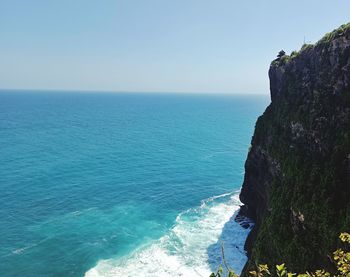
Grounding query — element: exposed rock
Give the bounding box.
[290,208,306,232]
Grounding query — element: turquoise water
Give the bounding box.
[0,91,269,277]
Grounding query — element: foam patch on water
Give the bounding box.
[85,191,252,277]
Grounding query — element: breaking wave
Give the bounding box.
[85,191,253,277]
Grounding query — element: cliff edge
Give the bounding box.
[239,23,350,274]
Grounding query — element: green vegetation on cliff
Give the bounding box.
[239,23,350,275]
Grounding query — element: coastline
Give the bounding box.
[85,191,252,277]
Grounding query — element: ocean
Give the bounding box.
[0,91,269,277]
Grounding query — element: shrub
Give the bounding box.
[210,233,350,277]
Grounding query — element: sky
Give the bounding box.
[0,0,349,94]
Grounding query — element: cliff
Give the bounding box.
[239,23,350,274]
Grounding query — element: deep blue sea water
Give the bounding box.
[0,91,269,277]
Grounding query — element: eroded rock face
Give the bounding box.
[239,24,350,275]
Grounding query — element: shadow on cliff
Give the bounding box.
[207,211,254,274]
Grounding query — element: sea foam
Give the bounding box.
[85,191,252,277]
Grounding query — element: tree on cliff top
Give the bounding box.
[277,50,286,58]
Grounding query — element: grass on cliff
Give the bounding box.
[317,23,350,45]
[271,22,350,67]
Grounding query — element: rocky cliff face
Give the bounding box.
[239,23,350,274]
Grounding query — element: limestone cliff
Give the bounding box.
[239,23,350,274]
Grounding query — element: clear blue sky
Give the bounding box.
[1,0,349,94]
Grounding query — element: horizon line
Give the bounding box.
[0,88,269,96]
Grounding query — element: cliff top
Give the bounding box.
[271,22,350,67]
